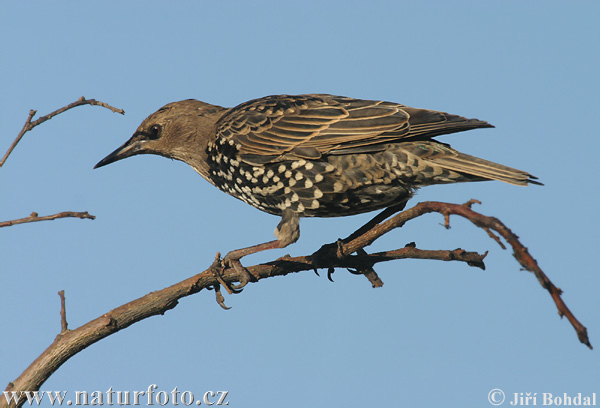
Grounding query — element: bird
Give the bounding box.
[95,94,540,283]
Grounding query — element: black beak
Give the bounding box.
[94,136,146,169]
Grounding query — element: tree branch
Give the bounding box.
[2,200,590,408]
[0,211,95,228]
[339,199,591,348]
[1,97,121,230]
[0,96,124,168]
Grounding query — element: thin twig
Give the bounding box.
[0,211,95,228]
[58,291,68,333]
[0,96,124,168]
[0,110,37,168]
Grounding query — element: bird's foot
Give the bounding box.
[207,253,235,308]
[222,252,259,290]
[310,239,348,281]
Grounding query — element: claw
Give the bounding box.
[327,267,335,282]
[222,253,258,290]
[213,284,231,310]
[210,252,244,295]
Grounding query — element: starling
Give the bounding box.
[95,94,540,278]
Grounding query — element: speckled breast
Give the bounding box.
[206,137,419,218]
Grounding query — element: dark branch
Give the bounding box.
[339,199,591,349]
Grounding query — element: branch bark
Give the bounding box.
[2,200,591,408]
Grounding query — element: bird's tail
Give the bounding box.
[402,141,542,186]
[429,150,542,186]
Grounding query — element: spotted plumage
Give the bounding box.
[95,94,540,269]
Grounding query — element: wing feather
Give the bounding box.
[215,94,491,164]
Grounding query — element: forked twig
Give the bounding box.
[0,96,124,168]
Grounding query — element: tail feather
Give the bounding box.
[431,152,542,186]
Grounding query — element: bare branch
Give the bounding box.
[338,200,591,349]
[0,211,95,228]
[0,97,124,168]
[2,242,484,408]
[1,200,590,408]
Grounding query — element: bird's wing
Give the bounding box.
[215,94,491,165]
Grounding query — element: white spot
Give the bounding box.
[294,172,303,180]
[297,203,305,212]
[285,170,292,178]
[262,176,269,184]
[245,172,253,180]
[284,198,291,207]
[266,169,274,178]
[325,164,335,172]
[289,178,297,187]
[253,167,265,176]
[230,159,239,167]
[291,159,306,169]
[315,173,324,182]
[304,179,313,188]
[291,193,299,202]
[228,139,235,146]
[305,162,314,170]
[273,175,280,182]
[278,164,286,173]
[284,187,291,194]
[276,181,284,189]
[314,188,323,199]
[333,182,344,192]
[235,178,242,185]
[311,200,320,209]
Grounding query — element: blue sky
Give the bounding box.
[1,2,598,407]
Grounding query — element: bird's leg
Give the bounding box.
[223,210,300,289]
[311,200,409,273]
[343,200,409,245]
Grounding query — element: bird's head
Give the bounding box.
[94,99,226,180]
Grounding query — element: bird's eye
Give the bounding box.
[149,124,162,139]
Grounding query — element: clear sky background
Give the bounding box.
[2,2,598,407]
